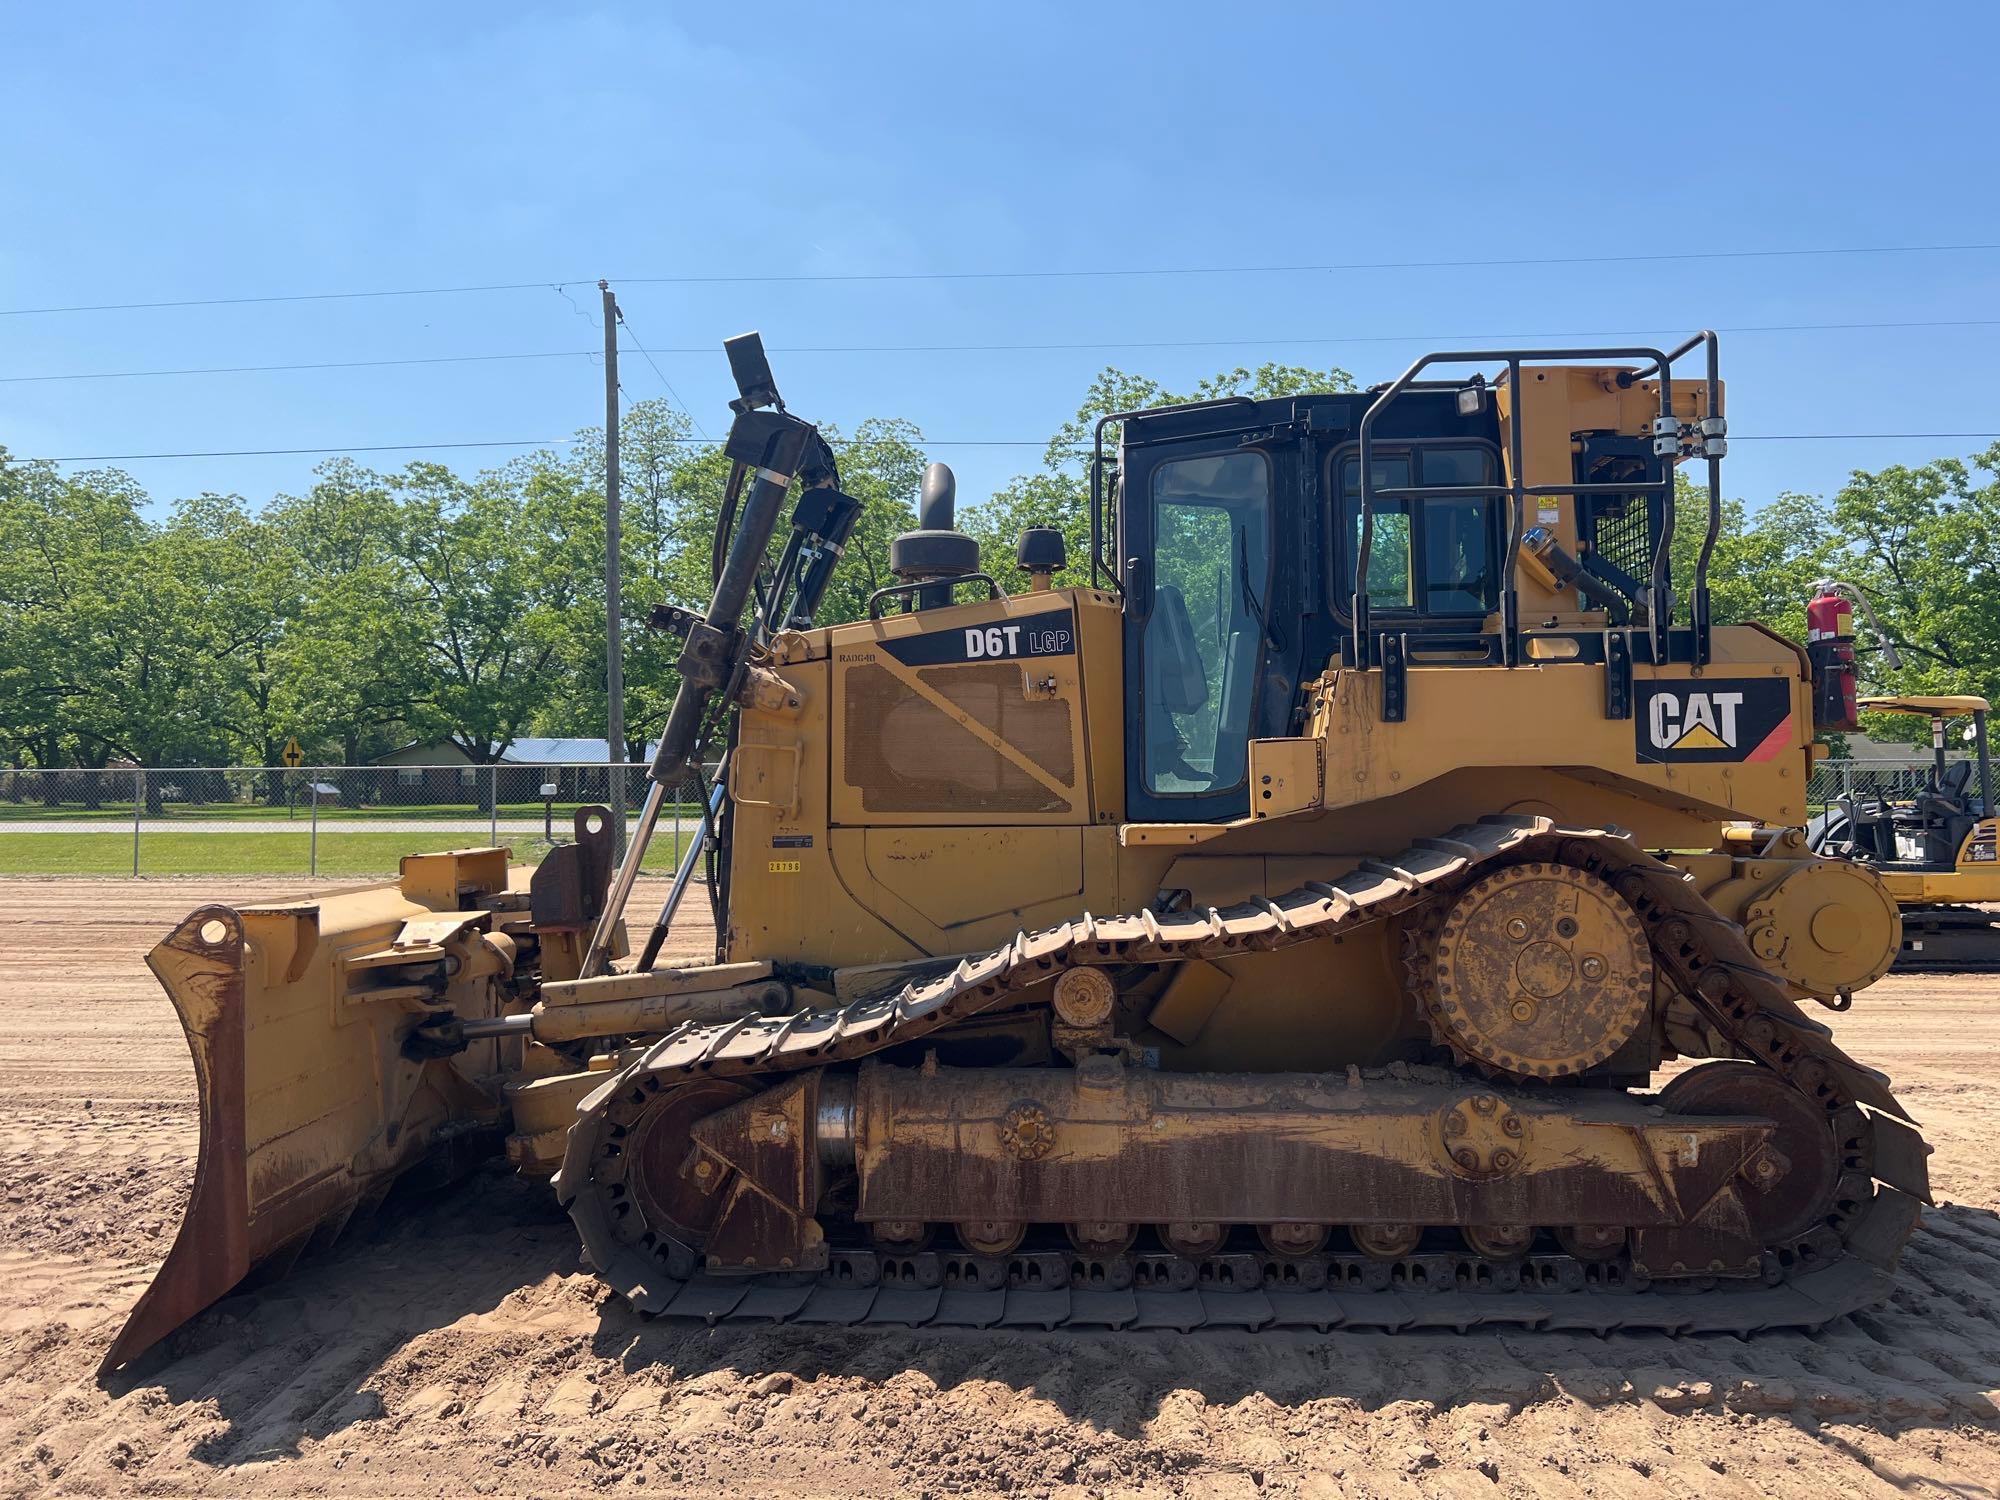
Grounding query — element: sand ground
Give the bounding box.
[4,876,2000,1498]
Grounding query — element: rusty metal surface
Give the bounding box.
[1657,1061,1839,1247]
[843,1062,1772,1235]
[99,907,250,1374]
[558,815,1931,1334]
[105,863,523,1371]
[528,806,616,930]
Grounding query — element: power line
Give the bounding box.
[52,440,573,461]
[44,438,1031,461]
[11,317,2000,386]
[0,280,587,318]
[6,241,2000,317]
[0,349,598,383]
[615,242,2000,286]
[44,431,2000,463]
[612,305,709,440]
[608,317,2000,355]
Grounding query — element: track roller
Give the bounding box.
[1352,1224,1422,1261]
[1462,1224,1534,1259]
[959,1219,1026,1256]
[1259,1223,1331,1257]
[1556,1224,1627,1261]
[870,1219,932,1252]
[1161,1221,1226,1257]
[1067,1221,1138,1255]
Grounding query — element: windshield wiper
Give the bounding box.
[1237,526,1279,652]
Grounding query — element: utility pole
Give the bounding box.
[601,280,626,855]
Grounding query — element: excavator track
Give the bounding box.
[556,816,1931,1335]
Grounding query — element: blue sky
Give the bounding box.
[5,2,1998,518]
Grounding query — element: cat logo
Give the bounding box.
[1634,679,1793,764]
[1650,691,1742,751]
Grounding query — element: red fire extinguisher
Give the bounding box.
[1806,584,1858,732]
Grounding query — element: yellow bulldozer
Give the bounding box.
[106,332,1930,1370]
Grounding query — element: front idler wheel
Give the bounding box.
[622,1078,758,1253]
[1656,1061,1840,1247]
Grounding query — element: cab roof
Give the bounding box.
[1859,693,1992,716]
[1119,387,1494,448]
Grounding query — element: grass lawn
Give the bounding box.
[0,829,695,877]
[0,801,706,824]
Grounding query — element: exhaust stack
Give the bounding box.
[890,462,980,609]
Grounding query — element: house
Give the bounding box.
[373,737,659,767]
[371,737,663,805]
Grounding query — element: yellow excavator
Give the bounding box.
[106,331,1929,1371]
[1809,694,1999,968]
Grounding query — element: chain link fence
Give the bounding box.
[1807,756,1970,815]
[0,754,1963,877]
[0,763,711,878]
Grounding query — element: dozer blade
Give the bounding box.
[103,866,512,1373]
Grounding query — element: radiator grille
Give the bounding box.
[1591,498,1651,584]
[844,662,1075,814]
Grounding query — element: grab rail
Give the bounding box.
[1353,340,1722,674]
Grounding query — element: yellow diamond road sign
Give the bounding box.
[282,737,304,769]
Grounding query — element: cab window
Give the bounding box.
[1144,451,1271,796]
[1336,445,1499,616]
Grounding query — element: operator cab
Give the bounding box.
[1827,695,1996,868]
[1099,346,1713,823]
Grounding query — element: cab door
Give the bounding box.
[1121,440,1279,823]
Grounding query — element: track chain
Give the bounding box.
[556,815,1931,1335]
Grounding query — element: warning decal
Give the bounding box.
[1634,679,1794,764]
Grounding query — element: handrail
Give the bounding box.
[866,573,1002,620]
[1354,344,1680,671]
[1620,331,1721,664]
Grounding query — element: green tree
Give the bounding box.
[1829,446,2000,698]
[1670,474,1836,644]
[551,401,707,757]
[814,418,926,624]
[0,455,264,782]
[1822,446,2000,745]
[0,452,150,771]
[393,459,594,766]
[265,461,434,765]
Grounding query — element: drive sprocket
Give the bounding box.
[1425,862,1652,1079]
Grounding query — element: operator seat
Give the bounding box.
[1143,584,1211,789]
[1849,797,1898,861]
[1919,760,1978,865]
